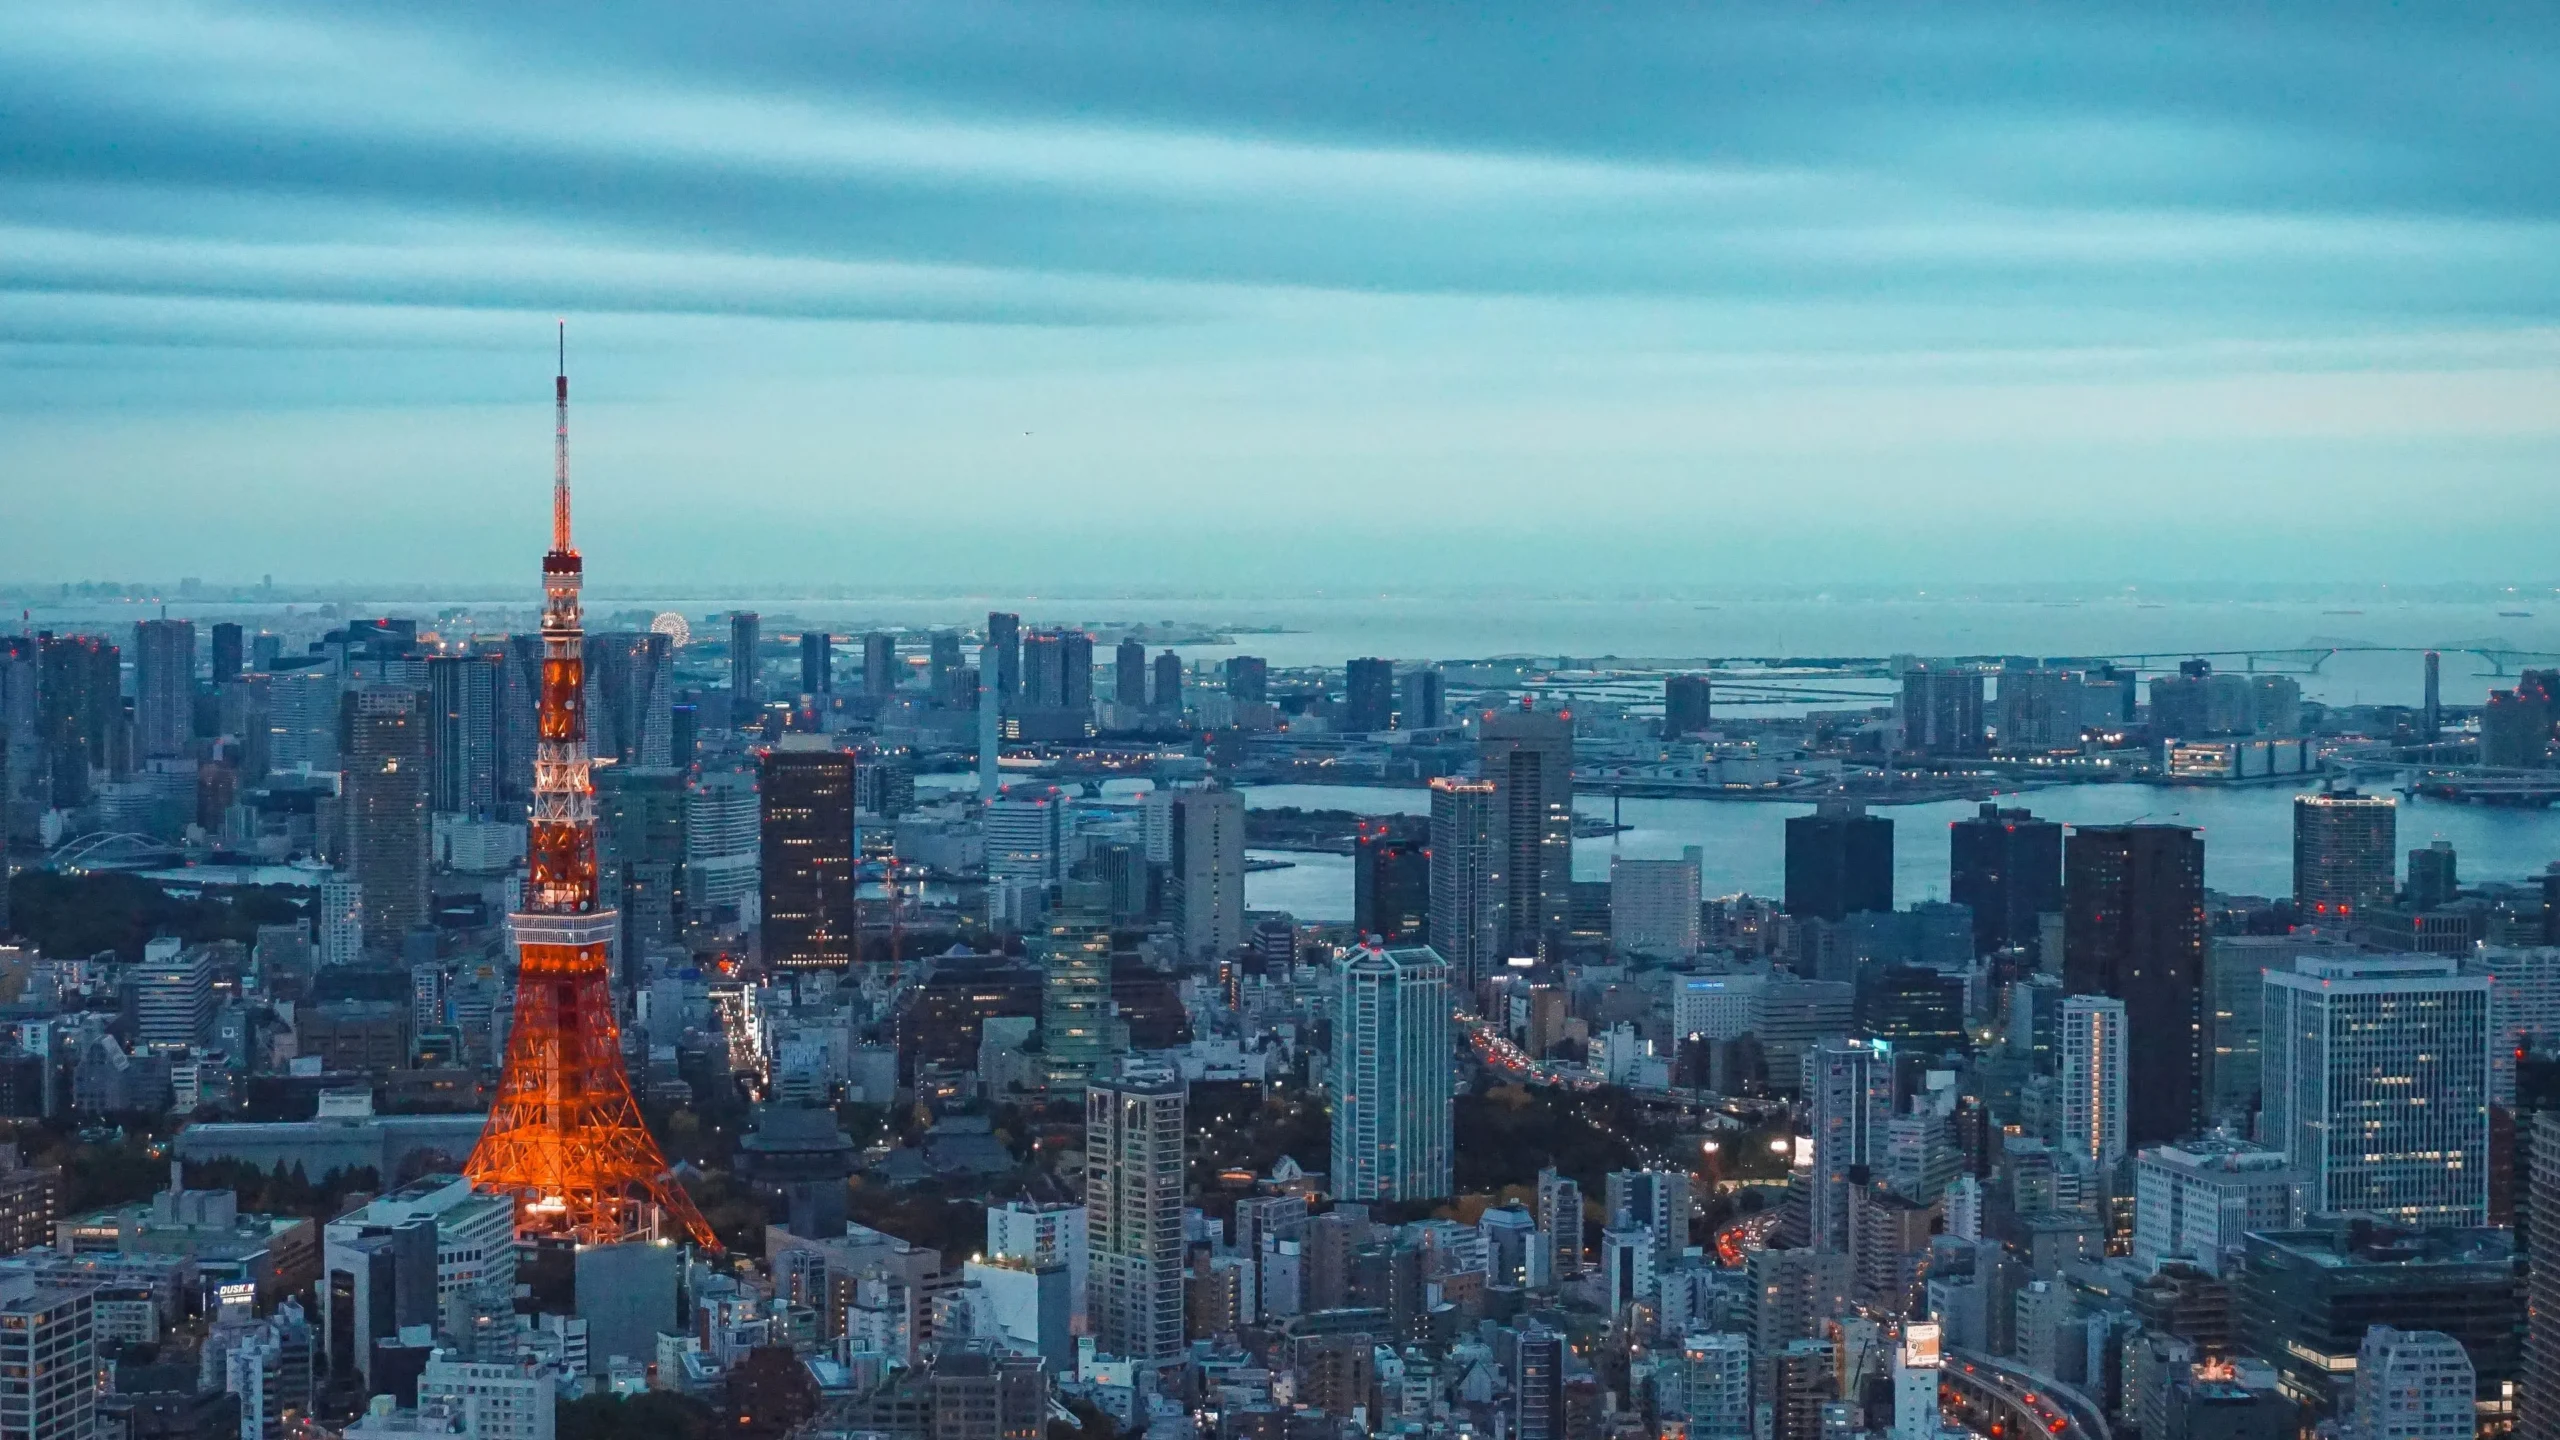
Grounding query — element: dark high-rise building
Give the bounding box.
[760,741,857,970]
[799,631,831,695]
[1343,658,1394,734]
[985,612,1021,702]
[210,623,245,687]
[1400,668,1445,730]
[729,612,761,724]
[2293,788,2396,920]
[2064,823,2206,1146]
[1665,674,1713,737]
[863,632,896,700]
[345,685,429,955]
[1515,1323,1564,1440]
[498,634,542,803]
[1899,660,1985,756]
[2423,650,2442,743]
[1224,655,1267,704]
[132,618,195,759]
[1352,824,1428,945]
[2406,842,2458,911]
[1060,631,1093,712]
[1115,639,1148,707]
[1020,630,1063,709]
[1153,652,1183,713]
[424,654,500,816]
[1949,803,2062,957]
[928,630,963,702]
[596,764,688,972]
[1480,706,1573,959]
[1784,802,1892,921]
[2528,1111,2560,1440]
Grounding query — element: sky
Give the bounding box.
[7,2,2560,591]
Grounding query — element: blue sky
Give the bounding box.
[7,2,2559,588]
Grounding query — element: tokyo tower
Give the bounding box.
[463,324,717,1249]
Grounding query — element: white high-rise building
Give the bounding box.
[417,1352,552,1440]
[318,876,364,968]
[1672,973,1762,1044]
[2130,1138,2300,1276]
[1087,1059,1185,1365]
[1168,787,1244,960]
[2463,946,2560,1106]
[2059,995,2128,1170]
[987,1200,1088,1325]
[2352,1327,2472,1440]
[133,937,213,1055]
[683,771,760,921]
[1659,1332,1752,1439]
[1805,1038,1893,1252]
[2263,955,2491,1228]
[1331,943,1453,1203]
[1891,1323,1942,1440]
[1610,853,1703,958]
[1426,776,1500,992]
[0,1273,95,1440]
[985,786,1066,891]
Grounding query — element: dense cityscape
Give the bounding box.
[11,6,2560,1440]
[0,330,2554,1440]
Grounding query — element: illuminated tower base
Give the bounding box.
[465,914,714,1246]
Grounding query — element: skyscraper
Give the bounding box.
[1087,1059,1186,1364]
[1224,655,1266,704]
[134,938,214,1054]
[1151,651,1182,713]
[2293,788,2397,920]
[584,631,673,767]
[728,612,761,724]
[1343,658,1394,734]
[1114,639,1147,707]
[1898,660,1985,756]
[1537,1167,1584,1280]
[928,630,963,702]
[683,770,760,925]
[1805,1038,1892,1252]
[863,632,896,700]
[2064,823,2205,1147]
[1784,803,1893,921]
[132,618,195,759]
[799,631,831,694]
[425,654,500,816]
[1331,942,1452,1203]
[210,622,244,686]
[0,1274,95,1440]
[985,611,1021,703]
[1352,824,1428,946]
[345,685,428,954]
[759,740,856,969]
[986,786,1066,893]
[1611,854,1702,957]
[2262,954,2490,1228]
[1665,674,1713,737]
[1427,776,1500,991]
[1035,925,1118,1095]
[1059,630,1093,714]
[2526,1110,2560,1440]
[1400,668,1445,731]
[1949,803,2063,958]
[2059,995,2128,1170]
[1168,787,1244,960]
[1479,706,1573,960]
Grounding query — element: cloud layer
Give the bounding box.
[7,1,2559,585]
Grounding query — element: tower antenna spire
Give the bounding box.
[552,318,572,554]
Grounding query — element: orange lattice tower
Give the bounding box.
[463,324,717,1249]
